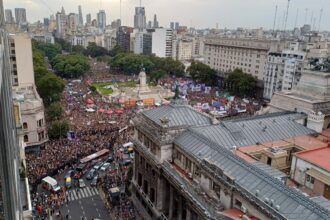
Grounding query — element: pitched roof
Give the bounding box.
[174,130,330,220]
[142,104,213,128]
[191,112,316,149]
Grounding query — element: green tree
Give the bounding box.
[149,70,167,83]
[84,42,108,57]
[109,45,125,57]
[72,45,86,54]
[33,41,62,60]
[187,61,217,86]
[51,54,90,78]
[47,102,64,120]
[48,120,69,140]
[55,38,71,52]
[36,73,65,105]
[89,85,97,93]
[110,53,154,74]
[226,69,257,97]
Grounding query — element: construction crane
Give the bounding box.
[283,0,291,31]
[272,5,278,32]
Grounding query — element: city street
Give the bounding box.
[53,187,111,220]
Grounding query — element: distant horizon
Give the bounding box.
[4,0,330,31]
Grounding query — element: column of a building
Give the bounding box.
[168,185,174,219]
[177,195,183,220]
[186,207,191,220]
[156,176,166,211]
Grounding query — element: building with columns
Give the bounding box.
[131,102,330,220]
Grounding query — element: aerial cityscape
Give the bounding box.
[1,0,330,220]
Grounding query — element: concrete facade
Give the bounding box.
[151,28,174,58]
[204,37,287,80]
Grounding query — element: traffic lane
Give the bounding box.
[62,194,111,220]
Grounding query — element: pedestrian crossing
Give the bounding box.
[66,187,99,201]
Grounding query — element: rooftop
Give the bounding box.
[295,146,330,172]
[191,112,316,149]
[142,104,214,128]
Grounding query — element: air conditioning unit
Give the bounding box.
[241,205,248,214]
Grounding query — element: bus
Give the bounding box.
[80,149,110,164]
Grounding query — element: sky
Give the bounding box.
[4,0,330,31]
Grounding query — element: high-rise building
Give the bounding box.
[170,22,174,29]
[97,10,106,31]
[14,8,26,25]
[153,14,159,28]
[263,50,306,100]
[151,28,174,58]
[68,13,79,34]
[56,7,68,38]
[43,18,49,27]
[0,5,24,220]
[147,20,152,29]
[78,5,83,26]
[175,22,179,30]
[86,13,91,25]
[176,38,194,61]
[116,26,133,52]
[134,7,146,30]
[4,9,14,23]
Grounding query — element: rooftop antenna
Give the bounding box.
[318,8,323,32]
[304,8,308,24]
[120,0,122,22]
[294,8,299,28]
[272,5,278,32]
[284,0,291,31]
[282,10,286,31]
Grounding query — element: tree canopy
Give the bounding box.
[47,102,64,120]
[48,120,69,140]
[33,41,62,60]
[110,53,185,77]
[226,69,257,97]
[84,42,108,57]
[36,72,65,105]
[187,61,217,86]
[51,54,90,78]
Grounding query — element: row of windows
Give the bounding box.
[22,119,44,130]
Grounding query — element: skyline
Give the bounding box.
[4,0,330,30]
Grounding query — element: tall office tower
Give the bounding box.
[170,22,174,29]
[116,26,133,52]
[175,22,179,30]
[43,18,49,27]
[4,9,14,23]
[56,7,68,38]
[147,20,152,29]
[153,14,159,28]
[78,5,83,26]
[86,13,91,25]
[134,7,146,30]
[0,2,23,220]
[97,10,106,31]
[68,13,79,34]
[14,8,26,25]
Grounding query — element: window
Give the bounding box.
[150,188,156,203]
[37,119,43,127]
[138,173,142,186]
[267,157,272,165]
[24,135,29,142]
[235,199,242,207]
[23,122,28,129]
[306,175,315,184]
[213,182,221,197]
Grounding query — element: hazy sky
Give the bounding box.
[4,0,330,30]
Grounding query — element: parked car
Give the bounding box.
[65,177,72,189]
[86,169,97,180]
[121,158,132,166]
[93,162,104,170]
[91,175,99,187]
[107,156,114,163]
[79,179,86,188]
[100,162,111,171]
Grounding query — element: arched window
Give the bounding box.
[24,135,29,142]
[23,122,28,129]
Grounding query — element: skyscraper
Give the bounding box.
[153,14,159,28]
[97,10,106,31]
[0,2,24,220]
[86,13,91,25]
[78,5,83,26]
[170,22,174,29]
[4,9,14,23]
[14,8,26,25]
[56,7,68,38]
[134,7,146,30]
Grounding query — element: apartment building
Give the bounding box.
[151,28,174,58]
[130,102,330,220]
[8,33,48,150]
[176,39,194,61]
[204,37,286,80]
[263,50,305,100]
